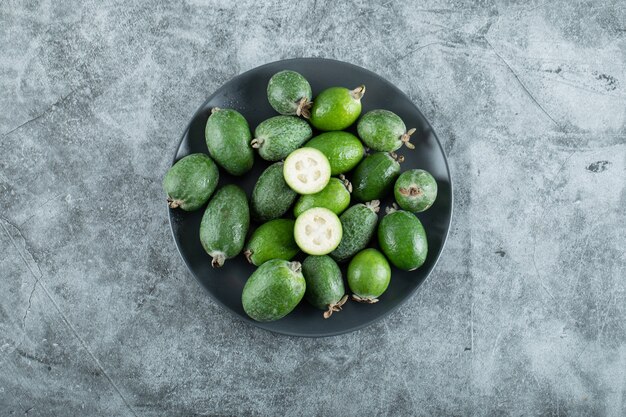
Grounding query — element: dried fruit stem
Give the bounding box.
[365,199,380,213]
[211,252,225,268]
[211,107,221,114]
[167,197,182,209]
[339,174,353,193]
[401,128,416,150]
[244,249,253,264]
[385,203,399,214]
[251,138,263,149]
[296,97,312,119]
[389,152,405,163]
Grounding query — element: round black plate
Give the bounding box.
[169,58,453,337]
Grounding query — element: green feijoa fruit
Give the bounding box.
[310,85,365,131]
[283,148,331,194]
[267,70,313,117]
[205,108,254,176]
[394,169,438,213]
[378,207,428,271]
[351,152,403,202]
[199,185,250,268]
[244,219,299,266]
[242,259,306,322]
[251,162,297,222]
[293,177,352,217]
[251,115,313,161]
[357,109,416,152]
[294,208,343,255]
[330,200,380,262]
[302,255,348,318]
[305,131,365,175]
[163,153,219,211]
[348,248,391,303]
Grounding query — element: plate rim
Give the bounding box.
[167,57,454,338]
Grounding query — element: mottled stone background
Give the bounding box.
[1,0,625,416]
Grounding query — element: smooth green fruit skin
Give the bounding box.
[378,210,428,271]
[163,153,219,211]
[242,259,306,322]
[245,219,299,266]
[348,249,391,299]
[302,255,345,310]
[305,131,365,175]
[330,203,378,262]
[357,109,406,152]
[310,87,362,131]
[254,116,312,161]
[267,70,312,115]
[251,162,297,222]
[293,178,351,217]
[205,109,254,176]
[200,185,250,262]
[394,169,438,213]
[351,152,400,202]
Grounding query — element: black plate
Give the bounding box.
[168,58,453,337]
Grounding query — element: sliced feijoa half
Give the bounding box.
[283,148,331,195]
[294,207,342,255]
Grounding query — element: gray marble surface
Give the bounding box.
[1,1,625,416]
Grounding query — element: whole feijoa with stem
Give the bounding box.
[394,169,438,213]
[199,185,249,268]
[204,108,254,176]
[304,131,365,175]
[348,248,391,303]
[251,116,313,161]
[351,152,403,202]
[310,85,366,131]
[378,205,428,271]
[330,200,380,262]
[267,70,313,117]
[242,259,306,322]
[293,176,352,217]
[163,153,219,211]
[302,255,348,319]
[283,148,331,195]
[244,219,299,266]
[294,207,342,255]
[357,109,416,151]
[251,162,297,222]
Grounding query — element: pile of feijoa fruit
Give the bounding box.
[163,70,438,322]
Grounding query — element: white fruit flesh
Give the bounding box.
[294,208,342,255]
[283,148,331,194]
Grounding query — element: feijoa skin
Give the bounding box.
[302,255,347,318]
[357,109,416,151]
[199,185,250,268]
[378,208,428,271]
[351,152,403,202]
[347,248,391,303]
[394,169,438,213]
[244,219,299,266]
[310,86,366,131]
[293,177,352,217]
[242,260,306,322]
[330,200,380,262]
[205,108,254,176]
[251,116,313,161]
[251,162,297,222]
[163,153,219,211]
[267,70,313,117]
[305,131,365,175]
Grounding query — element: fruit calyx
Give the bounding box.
[250,138,264,149]
[289,261,302,274]
[339,174,353,193]
[389,152,405,163]
[211,252,226,268]
[398,186,423,197]
[167,197,183,209]
[365,199,380,213]
[243,249,253,264]
[351,294,379,304]
[211,107,221,114]
[400,128,416,150]
[385,203,399,214]
[323,294,349,319]
[350,85,366,101]
[296,97,312,119]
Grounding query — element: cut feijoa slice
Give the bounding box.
[283,148,331,194]
[294,207,342,255]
